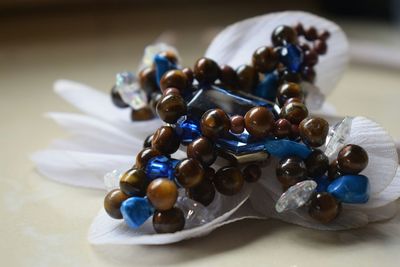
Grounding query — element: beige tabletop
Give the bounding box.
[1,5,400,267]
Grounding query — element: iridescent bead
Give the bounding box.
[104,189,130,219]
[230,115,245,134]
[146,178,178,211]
[175,158,204,188]
[280,102,308,125]
[111,85,129,108]
[121,197,155,228]
[276,157,307,187]
[299,117,329,147]
[193,57,220,85]
[153,207,185,233]
[303,49,319,67]
[160,70,189,93]
[213,166,244,195]
[156,94,187,124]
[220,65,239,90]
[328,160,342,181]
[143,134,153,148]
[337,144,369,174]
[200,109,231,140]
[305,26,318,41]
[244,106,275,139]
[271,25,297,46]
[135,148,161,169]
[236,65,259,93]
[120,168,148,197]
[252,46,279,73]
[308,192,341,223]
[131,107,154,121]
[314,39,327,55]
[138,67,158,97]
[187,177,216,206]
[152,126,180,155]
[273,118,292,139]
[277,82,304,106]
[243,164,262,183]
[187,137,216,166]
[305,149,329,178]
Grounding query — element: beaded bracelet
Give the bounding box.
[104,24,370,233]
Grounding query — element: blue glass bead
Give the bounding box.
[264,139,312,159]
[280,44,304,72]
[314,175,330,193]
[145,155,179,180]
[254,72,279,101]
[176,119,201,144]
[154,54,178,87]
[327,174,370,204]
[120,197,155,229]
[217,137,266,154]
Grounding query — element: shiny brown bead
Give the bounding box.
[314,39,327,55]
[230,115,245,134]
[153,207,185,233]
[156,94,187,124]
[280,102,309,125]
[200,108,231,140]
[337,144,369,174]
[135,148,161,169]
[303,49,319,67]
[120,168,148,197]
[111,86,129,108]
[146,178,178,211]
[272,25,297,46]
[299,117,329,147]
[299,42,311,51]
[305,149,329,178]
[309,192,341,223]
[160,70,189,93]
[175,158,204,188]
[187,177,215,206]
[244,106,275,139]
[139,67,158,97]
[273,118,292,139]
[305,26,318,41]
[294,23,304,35]
[328,160,342,181]
[290,123,300,140]
[204,167,216,180]
[213,166,244,195]
[277,82,304,106]
[252,46,279,73]
[158,50,178,64]
[243,164,262,183]
[220,64,239,90]
[194,57,220,85]
[319,30,330,41]
[280,70,301,83]
[104,189,130,219]
[149,93,162,114]
[163,87,180,96]
[285,97,303,105]
[131,107,154,121]
[143,134,153,148]
[236,65,259,93]
[187,137,216,166]
[301,66,316,83]
[152,126,180,155]
[276,157,307,187]
[182,67,194,85]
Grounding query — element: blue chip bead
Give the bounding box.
[154,54,178,86]
[120,197,155,229]
[176,119,201,144]
[280,44,304,72]
[314,175,330,193]
[327,174,370,204]
[145,155,178,180]
[264,139,312,159]
[254,72,279,101]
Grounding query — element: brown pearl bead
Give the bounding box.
[160,70,189,93]
[220,65,239,90]
[299,117,329,147]
[194,57,220,85]
[319,30,331,41]
[299,42,311,51]
[182,67,194,85]
[280,70,301,83]
[301,66,316,83]
[163,87,180,96]
[276,157,307,187]
[187,177,215,206]
[138,67,158,96]
[158,50,178,64]
[305,26,318,41]
[280,102,309,125]
[303,49,319,67]
[305,149,329,178]
[149,93,162,114]
[230,115,245,134]
[143,134,153,148]
[187,137,216,166]
[243,164,262,183]
[290,123,300,140]
[136,148,161,169]
[120,168,148,197]
[294,23,305,35]
[328,160,342,181]
[200,109,231,140]
[337,144,369,174]
[175,158,204,188]
[213,166,244,195]
[273,118,292,139]
[236,65,259,93]
[152,126,180,155]
[146,178,178,211]
[285,97,303,105]
[153,207,185,233]
[272,25,297,46]
[277,82,304,106]
[309,192,341,223]
[131,107,154,121]
[104,189,130,219]
[314,39,327,55]
[244,106,275,139]
[252,46,279,73]
[156,94,187,124]
[111,86,129,108]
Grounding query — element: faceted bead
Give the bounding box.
[145,155,179,180]
[337,144,369,174]
[156,94,187,124]
[176,119,201,145]
[304,149,329,178]
[187,177,216,206]
[252,46,279,73]
[303,49,319,67]
[143,134,153,148]
[200,108,231,140]
[271,25,297,46]
[104,189,130,219]
[176,196,214,227]
[152,126,180,155]
[328,160,342,181]
[131,107,154,121]
[299,117,329,147]
[277,82,304,106]
[324,117,353,160]
[120,168,148,197]
[327,174,370,203]
[280,102,308,125]
[273,118,292,139]
[305,26,318,41]
[193,57,220,85]
[146,178,178,211]
[153,207,185,233]
[280,44,304,72]
[264,139,311,159]
[275,180,317,213]
[309,192,341,223]
[230,115,245,134]
[314,39,327,55]
[220,65,239,90]
[187,137,216,166]
[244,106,275,139]
[243,164,262,183]
[236,65,259,93]
[213,166,244,195]
[301,66,316,83]
[121,197,155,228]
[136,148,161,169]
[160,70,189,93]
[175,158,204,188]
[138,67,158,98]
[182,67,194,85]
[111,85,129,108]
[276,156,307,187]
[103,170,121,192]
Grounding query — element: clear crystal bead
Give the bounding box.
[103,170,121,192]
[140,43,180,69]
[115,72,147,110]
[323,117,353,160]
[301,81,325,110]
[176,195,215,229]
[275,180,317,213]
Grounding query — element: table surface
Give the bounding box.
[1,5,400,267]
